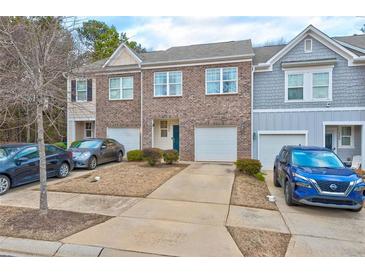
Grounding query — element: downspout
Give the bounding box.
[140,66,143,149]
[251,63,254,159]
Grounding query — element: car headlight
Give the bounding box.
[292,172,313,188]
[353,178,365,192]
[77,151,91,160]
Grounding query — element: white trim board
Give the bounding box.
[103,43,142,68]
[253,107,365,113]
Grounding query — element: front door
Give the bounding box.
[172,125,180,152]
[325,128,337,153]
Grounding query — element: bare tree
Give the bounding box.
[0,16,83,214]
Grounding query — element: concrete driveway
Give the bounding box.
[265,171,365,256]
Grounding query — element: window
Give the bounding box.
[287,74,304,100]
[85,122,93,138]
[339,126,354,148]
[206,67,237,94]
[154,72,182,96]
[15,147,38,160]
[304,39,312,53]
[76,80,87,102]
[46,145,63,156]
[285,68,332,102]
[109,77,133,100]
[160,121,168,138]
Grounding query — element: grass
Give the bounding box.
[230,172,278,211]
[0,206,111,241]
[227,226,291,257]
[47,162,188,197]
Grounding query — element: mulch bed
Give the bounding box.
[0,206,111,241]
[227,226,291,257]
[47,162,188,197]
[230,172,278,211]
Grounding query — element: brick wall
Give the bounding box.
[95,72,141,137]
[142,61,252,161]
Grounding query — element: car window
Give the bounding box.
[70,140,101,149]
[106,139,116,147]
[15,147,39,160]
[46,145,63,156]
[0,148,7,159]
[292,150,344,168]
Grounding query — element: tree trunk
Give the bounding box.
[37,103,48,214]
[26,108,31,142]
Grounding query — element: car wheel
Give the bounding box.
[57,162,70,178]
[284,180,294,206]
[0,175,11,195]
[273,169,281,187]
[88,156,97,170]
[116,151,123,162]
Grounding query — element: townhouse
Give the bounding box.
[67,25,365,167]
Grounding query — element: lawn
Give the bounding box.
[227,226,291,257]
[0,206,111,241]
[230,172,278,211]
[47,162,188,197]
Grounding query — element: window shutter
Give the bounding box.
[71,80,76,102]
[87,79,93,101]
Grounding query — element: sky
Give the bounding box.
[85,16,365,51]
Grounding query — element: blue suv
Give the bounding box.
[273,146,365,212]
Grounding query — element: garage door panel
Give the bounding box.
[259,133,306,170]
[195,127,237,162]
[107,128,140,153]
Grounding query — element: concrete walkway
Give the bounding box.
[59,163,242,257]
[265,171,365,256]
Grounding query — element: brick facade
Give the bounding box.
[95,72,141,137]
[142,61,252,161]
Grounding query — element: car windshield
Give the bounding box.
[292,150,344,168]
[0,147,19,159]
[70,140,101,149]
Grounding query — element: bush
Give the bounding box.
[163,149,179,164]
[127,150,143,161]
[142,148,163,166]
[254,172,266,182]
[53,142,67,149]
[235,158,262,176]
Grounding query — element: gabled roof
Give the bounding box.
[103,43,142,68]
[254,25,363,71]
[333,34,365,55]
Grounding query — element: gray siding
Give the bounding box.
[253,110,365,161]
[254,35,365,109]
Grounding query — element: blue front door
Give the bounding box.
[173,125,180,152]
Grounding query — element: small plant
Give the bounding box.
[53,142,67,149]
[142,148,163,166]
[235,158,262,176]
[254,172,266,182]
[163,149,179,164]
[127,149,143,161]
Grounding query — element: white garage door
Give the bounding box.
[259,133,307,170]
[195,127,237,161]
[107,128,140,153]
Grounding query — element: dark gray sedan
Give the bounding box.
[68,138,125,170]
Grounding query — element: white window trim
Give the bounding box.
[153,71,183,97]
[205,67,238,95]
[76,79,87,102]
[84,122,93,138]
[160,120,168,138]
[304,39,312,53]
[339,125,355,149]
[284,67,333,103]
[109,77,134,101]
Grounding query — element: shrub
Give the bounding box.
[254,172,266,182]
[235,158,262,176]
[127,150,143,161]
[53,142,67,149]
[142,148,163,166]
[163,149,179,164]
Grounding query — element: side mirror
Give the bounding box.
[101,144,107,150]
[280,159,287,165]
